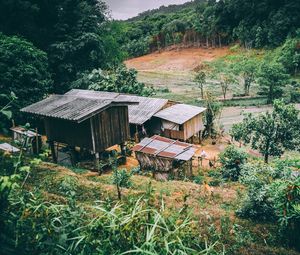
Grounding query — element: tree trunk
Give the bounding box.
[264,153,269,164]
[117,184,121,200]
[268,84,273,104]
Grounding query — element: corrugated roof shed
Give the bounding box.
[132,135,197,161]
[0,143,20,153]
[154,104,206,125]
[21,95,129,123]
[66,89,168,125]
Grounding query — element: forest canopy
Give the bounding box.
[122,0,300,57]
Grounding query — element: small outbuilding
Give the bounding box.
[132,135,197,180]
[21,94,135,167]
[11,126,42,154]
[154,104,206,141]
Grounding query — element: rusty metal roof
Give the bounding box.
[21,95,131,123]
[154,104,206,125]
[66,89,168,125]
[132,135,196,161]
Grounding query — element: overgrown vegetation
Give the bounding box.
[231,100,300,163]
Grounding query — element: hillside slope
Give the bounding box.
[125,47,230,73]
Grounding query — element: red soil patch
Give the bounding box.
[125,47,231,73]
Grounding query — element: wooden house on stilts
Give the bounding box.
[65,89,170,140]
[21,94,135,168]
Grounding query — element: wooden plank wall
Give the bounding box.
[44,118,93,149]
[183,113,203,140]
[92,106,129,152]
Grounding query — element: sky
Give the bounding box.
[104,0,189,20]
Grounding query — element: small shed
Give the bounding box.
[21,94,135,166]
[11,126,42,154]
[154,104,206,141]
[0,143,20,154]
[65,89,169,140]
[132,135,197,180]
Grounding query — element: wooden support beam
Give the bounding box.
[49,141,57,163]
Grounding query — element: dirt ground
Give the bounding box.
[125,47,231,73]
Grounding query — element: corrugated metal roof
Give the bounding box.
[11,127,41,138]
[0,143,20,153]
[154,104,206,125]
[21,95,122,123]
[117,95,168,125]
[65,89,119,100]
[66,89,168,125]
[132,135,196,161]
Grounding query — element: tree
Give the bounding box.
[0,34,52,120]
[232,56,258,96]
[0,92,17,133]
[202,92,222,138]
[0,0,125,93]
[231,100,300,163]
[72,65,154,96]
[208,59,236,99]
[257,61,290,104]
[194,71,206,99]
[219,145,248,181]
[219,73,236,99]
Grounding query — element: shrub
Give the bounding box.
[219,146,248,181]
[268,178,300,249]
[237,163,275,221]
[112,168,132,189]
[0,33,52,121]
[72,64,154,96]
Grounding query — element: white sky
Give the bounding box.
[104,0,189,20]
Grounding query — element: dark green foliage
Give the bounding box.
[231,100,300,163]
[122,0,300,57]
[257,60,290,103]
[219,146,248,181]
[237,162,277,221]
[0,34,52,119]
[237,160,300,249]
[269,178,300,249]
[112,169,132,189]
[72,65,154,96]
[275,34,300,75]
[202,92,222,138]
[0,0,125,93]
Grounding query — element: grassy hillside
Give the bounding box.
[4,150,298,255]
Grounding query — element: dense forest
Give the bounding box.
[122,0,300,57]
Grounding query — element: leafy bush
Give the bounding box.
[72,64,154,96]
[237,159,300,250]
[237,163,275,221]
[112,169,132,189]
[0,34,52,121]
[219,146,248,181]
[269,178,300,249]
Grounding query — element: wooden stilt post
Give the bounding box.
[120,142,127,164]
[49,141,57,163]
